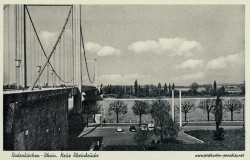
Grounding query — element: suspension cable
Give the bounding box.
[25,6,73,85]
[80,26,95,83]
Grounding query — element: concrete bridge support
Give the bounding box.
[3,88,71,150]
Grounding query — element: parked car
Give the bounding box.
[140,125,148,131]
[116,127,124,132]
[150,139,160,144]
[148,122,155,131]
[129,126,137,132]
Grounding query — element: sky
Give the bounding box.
[3,5,245,87]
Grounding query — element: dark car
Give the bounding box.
[129,126,137,132]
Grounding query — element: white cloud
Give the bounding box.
[40,30,57,48]
[85,42,121,57]
[176,59,205,69]
[85,42,102,53]
[128,40,160,54]
[128,37,203,57]
[205,51,244,70]
[97,46,121,56]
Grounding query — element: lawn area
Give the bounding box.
[98,98,245,123]
[101,129,245,151]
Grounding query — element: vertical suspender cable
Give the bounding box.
[63,25,66,85]
[74,5,76,87]
[15,5,17,87]
[29,12,31,86]
[75,5,77,87]
[23,5,27,88]
[20,5,23,87]
[33,17,36,86]
[58,34,60,85]
[66,21,68,86]
[8,6,10,84]
[72,5,74,86]
[80,5,82,84]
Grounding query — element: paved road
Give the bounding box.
[79,126,204,147]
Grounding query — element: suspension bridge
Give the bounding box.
[3,4,102,150]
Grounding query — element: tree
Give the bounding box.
[158,83,161,95]
[91,102,102,122]
[134,130,151,146]
[198,99,215,121]
[108,100,128,123]
[205,86,211,93]
[224,99,242,121]
[131,101,149,126]
[169,83,171,96]
[176,101,195,122]
[164,83,168,95]
[190,82,199,94]
[217,86,225,96]
[137,85,141,97]
[213,95,224,140]
[172,83,175,90]
[82,101,96,127]
[130,86,133,95]
[134,79,138,95]
[109,84,112,94]
[213,81,217,92]
[100,84,103,94]
[150,99,178,140]
[144,85,149,97]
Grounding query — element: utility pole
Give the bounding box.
[179,90,182,127]
[95,59,97,94]
[172,89,174,121]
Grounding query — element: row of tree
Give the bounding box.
[102,80,245,98]
[102,80,176,97]
[178,98,243,122]
[82,98,243,128]
[108,98,243,125]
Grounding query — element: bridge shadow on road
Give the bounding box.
[66,124,102,151]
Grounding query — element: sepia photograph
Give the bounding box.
[1,0,249,159]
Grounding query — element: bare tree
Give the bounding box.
[131,101,149,126]
[224,99,242,121]
[198,99,215,121]
[108,100,128,123]
[91,103,102,122]
[176,101,195,122]
[82,101,96,127]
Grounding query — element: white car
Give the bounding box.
[148,123,155,131]
[116,127,124,132]
[140,125,148,131]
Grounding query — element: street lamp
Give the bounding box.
[37,66,41,88]
[15,59,21,90]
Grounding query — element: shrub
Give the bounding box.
[213,127,225,140]
[134,130,151,145]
